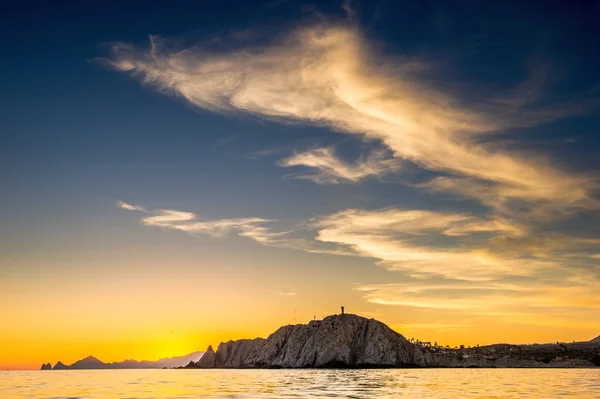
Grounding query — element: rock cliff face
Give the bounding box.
[195,314,432,368]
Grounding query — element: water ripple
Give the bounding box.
[0,369,599,398]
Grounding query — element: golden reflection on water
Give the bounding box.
[1,369,599,398]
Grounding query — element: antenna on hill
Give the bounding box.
[341,305,345,315]
[294,309,296,324]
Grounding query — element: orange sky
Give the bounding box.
[2,253,599,370]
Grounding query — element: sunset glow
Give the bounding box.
[2,0,599,371]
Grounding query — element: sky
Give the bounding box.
[1,0,600,370]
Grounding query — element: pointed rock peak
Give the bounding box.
[82,355,101,362]
[53,361,67,370]
[195,345,217,368]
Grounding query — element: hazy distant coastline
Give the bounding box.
[41,352,203,370]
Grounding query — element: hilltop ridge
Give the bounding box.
[197,313,428,368]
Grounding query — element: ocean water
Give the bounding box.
[1,369,599,398]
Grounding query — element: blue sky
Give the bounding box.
[2,0,600,368]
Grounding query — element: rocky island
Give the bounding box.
[186,313,600,369]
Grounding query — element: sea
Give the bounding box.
[1,369,599,398]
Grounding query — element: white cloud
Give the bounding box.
[311,208,599,281]
[107,24,597,212]
[314,208,525,237]
[117,201,147,212]
[142,209,196,227]
[278,146,401,184]
[118,202,281,245]
[119,200,599,284]
[117,202,361,256]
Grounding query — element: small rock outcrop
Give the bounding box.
[40,363,52,370]
[193,314,432,368]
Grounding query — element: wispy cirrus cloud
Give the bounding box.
[118,201,362,257]
[310,206,600,297]
[118,201,283,245]
[278,146,401,184]
[311,208,541,280]
[106,23,598,214]
[143,209,197,227]
[117,200,147,212]
[119,200,596,284]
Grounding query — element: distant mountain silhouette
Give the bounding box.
[591,335,600,343]
[47,351,203,370]
[52,361,67,370]
[68,355,108,369]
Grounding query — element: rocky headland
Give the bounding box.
[187,313,600,369]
